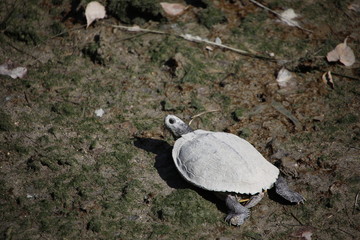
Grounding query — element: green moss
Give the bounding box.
[5,25,41,45]
[51,102,79,116]
[133,119,156,131]
[51,0,63,5]
[211,93,231,109]
[238,128,251,138]
[179,65,203,84]
[49,22,68,37]
[336,113,358,124]
[82,40,104,65]
[149,37,177,64]
[153,189,219,227]
[240,12,267,37]
[0,110,13,131]
[190,94,205,111]
[198,6,227,28]
[108,0,164,24]
[87,217,102,232]
[232,108,245,121]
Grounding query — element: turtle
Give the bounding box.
[164,115,305,226]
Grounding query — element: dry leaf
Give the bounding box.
[326,38,356,66]
[276,67,297,89]
[0,62,27,79]
[322,71,334,89]
[279,8,300,27]
[215,37,222,45]
[160,2,187,16]
[85,1,106,28]
[290,226,315,240]
[348,2,360,12]
[95,108,105,117]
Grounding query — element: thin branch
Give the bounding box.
[331,71,360,81]
[249,0,312,33]
[105,23,274,61]
[189,109,220,126]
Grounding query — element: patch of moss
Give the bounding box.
[190,94,205,111]
[153,189,219,227]
[5,25,41,45]
[240,12,267,37]
[82,37,105,65]
[211,92,231,109]
[336,113,358,124]
[238,128,251,138]
[108,0,164,24]
[87,217,102,232]
[51,102,79,116]
[232,108,245,121]
[149,37,178,64]
[49,21,68,37]
[198,6,227,28]
[51,0,63,5]
[133,119,156,132]
[0,110,13,131]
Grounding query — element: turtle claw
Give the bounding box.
[292,191,306,204]
[225,211,250,226]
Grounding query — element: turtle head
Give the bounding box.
[164,115,193,139]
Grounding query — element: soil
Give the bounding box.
[0,0,360,239]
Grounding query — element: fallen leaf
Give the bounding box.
[160,2,187,16]
[348,2,360,12]
[322,71,334,89]
[279,8,300,27]
[276,67,297,89]
[326,38,356,66]
[215,37,222,45]
[0,62,27,79]
[95,108,105,117]
[290,226,315,240]
[85,1,106,28]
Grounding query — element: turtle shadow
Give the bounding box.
[133,137,227,213]
[133,137,189,189]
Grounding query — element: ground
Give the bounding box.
[0,0,360,239]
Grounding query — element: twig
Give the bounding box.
[105,23,274,60]
[189,109,220,126]
[248,0,312,33]
[49,24,86,39]
[109,24,166,35]
[283,207,304,226]
[23,91,32,107]
[331,72,360,81]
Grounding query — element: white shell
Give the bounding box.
[173,130,280,194]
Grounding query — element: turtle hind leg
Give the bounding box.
[275,176,305,203]
[225,195,250,226]
[245,192,265,208]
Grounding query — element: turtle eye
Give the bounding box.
[169,118,175,124]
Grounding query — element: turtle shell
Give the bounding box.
[172,130,280,194]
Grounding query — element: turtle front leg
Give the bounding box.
[275,176,305,203]
[225,195,250,226]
